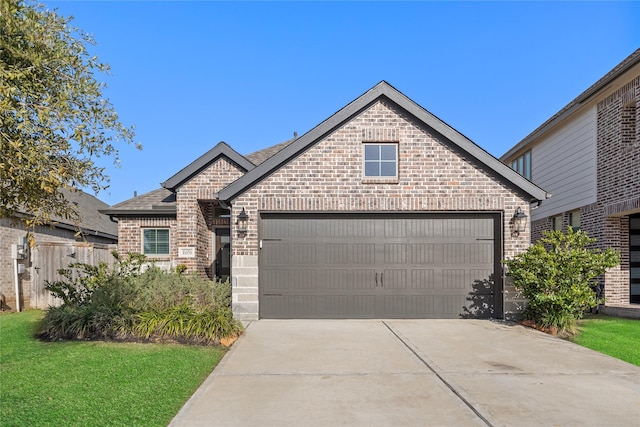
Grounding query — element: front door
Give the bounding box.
[215,228,231,281]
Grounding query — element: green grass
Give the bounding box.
[571,314,640,367]
[0,310,226,426]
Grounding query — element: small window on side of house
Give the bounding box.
[363,143,398,178]
[510,150,531,180]
[552,215,563,231]
[143,228,170,256]
[569,210,581,232]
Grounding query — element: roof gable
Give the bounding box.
[162,141,255,191]
[218,81,548,203]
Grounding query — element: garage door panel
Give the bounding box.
[351,244,376,264]
[410,269,435,289]
[325,244,350,265]
[383,243,407,264]
[264,295,376,319]
[408,219,434,237]
[379,295,434,318]
[259,213,501,319]
[380,269,407,289]
[262,269,317,291]
[326,243,376,265]
[468,243,494,263]
[442,269,467,289]
[261,243,317,265]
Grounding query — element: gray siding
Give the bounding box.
[531,107,597,221]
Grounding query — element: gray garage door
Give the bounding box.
[259,213,502,319]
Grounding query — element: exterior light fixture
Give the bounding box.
[510,207,528,237]
[236,207,249,235]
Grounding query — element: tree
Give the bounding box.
[504,228,619,334]
[0,0,139,232]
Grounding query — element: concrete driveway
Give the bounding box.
[170,320,640,427]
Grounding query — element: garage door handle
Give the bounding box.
[380,273,384,287]
[375,273,378,286]
[259,239,282,249]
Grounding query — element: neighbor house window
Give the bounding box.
[552,215,563,231]
[511,150,531,180]
[364,143,398,178]
[569,210,581,231]
[143,229,169,255]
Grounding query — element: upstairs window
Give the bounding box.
[143,229,170,256]
[364,143,398,178]
[511,150,531,180]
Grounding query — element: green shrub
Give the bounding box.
[41,252,243,344]
[504,228,619,334]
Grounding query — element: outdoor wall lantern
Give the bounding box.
[510,207,528,237]
[236,207,249,236]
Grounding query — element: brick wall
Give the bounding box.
[117,216,178,270]
[174,157,245,275]
[117,157,245,276]
[231,100,533,319]
[595,75,639,305]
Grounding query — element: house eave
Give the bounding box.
[218,81,549,204]
[98,208,177,217]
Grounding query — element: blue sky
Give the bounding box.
[43,1,639,205]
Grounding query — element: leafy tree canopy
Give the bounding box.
[0,0,139,232]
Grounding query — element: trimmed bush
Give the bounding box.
[504,228,619,334]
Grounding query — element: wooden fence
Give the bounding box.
[29,242,117,309]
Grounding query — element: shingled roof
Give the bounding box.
[245,138,297,165]
[100,188,176,216]
[17,189,119,240]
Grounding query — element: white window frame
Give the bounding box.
[363,143,398,179]
[142,228,170,256]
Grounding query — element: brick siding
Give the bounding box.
[231,100,533,318]
[118,157,245,276]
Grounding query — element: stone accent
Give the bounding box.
[231,255,259,321]
[231,100,532,320]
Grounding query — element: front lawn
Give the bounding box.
[571,314,640,367]
[0,310,226,426]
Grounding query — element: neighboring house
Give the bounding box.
[0,189,118,310]
[501,49,640,313]
[101,81,548,321]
